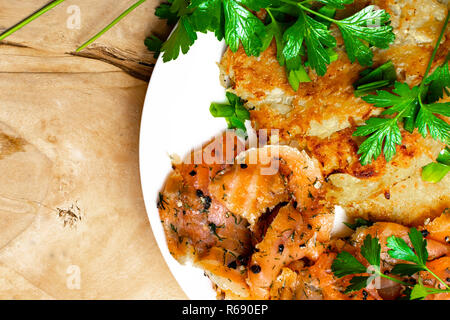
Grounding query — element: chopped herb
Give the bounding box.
[343,218,374,230]
[353,13,450,165]
[208,222,225,241]
[210,92,249,134]
[422,147,450,183]
[157,192,168,210]
[144,35,163,59]
[332,228,450,299]
[152,0,394,90]
[353,60,396,97]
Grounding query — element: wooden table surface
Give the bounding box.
[0,0,186,299]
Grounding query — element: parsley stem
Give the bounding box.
[424,266,450,290]
[377,271,410,287]
[0,0,67,41]
[277,0,336,22]
[266,8,275,23]
[418,11,449,93]
[76,0,147,52]
[297,3,337,23]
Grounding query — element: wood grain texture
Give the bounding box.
[0,0,173,80]
[0,0,186,299]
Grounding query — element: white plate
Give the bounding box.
[140,32,227,300]
[139,32,351,300]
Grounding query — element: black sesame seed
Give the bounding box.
[445,236,450,243]
[278,244,284,253]
[250,265,261,274]
[238,255,249,265]
[204,196,212,210]
[293,201,298,209]
[227,261,237,269]
[240,164,248,169]
[307,224,312,230]
[299,244,306,248]
[421,229,429,237]
[196,189,204,197]
[362,290,368,300]
[446,278,450,283]
[189,170,197,176]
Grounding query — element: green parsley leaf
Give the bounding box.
[353,60,396,96]
[387,228,427,266]
[316,0,353,10]
[169,0,191,16]
[354,13,449,166]
[300,11,336,76]
[410,282,450,300]
[161,16,198,62]
[238,0,272,11]
[408,227,428,264]
[261,13,285,65]
[364,82,419,115]
[390,263,425,276]
[360,234,381,267]
[354,80,392,97]
[331,251,367,277]
[189,0,224,39]
[223,0,265,56]
[282,13,306,71]
[155,2,179,25]
[152,1,395,91]
[355,60,396,85]
[315,5,337,28]
[415,103,450,144]
[354,82,422,164]
[144,35,163,59]
[344,276,370,293]
[411,283,430,300]
[386,235,419,264]
[336,5,394,66]
[354,117,402,165]
[424,54,450,103]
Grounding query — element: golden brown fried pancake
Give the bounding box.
[220,0,450,225]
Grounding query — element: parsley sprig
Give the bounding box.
[354,13,450,165]
[332,227,450,300]
[150,0,394,90]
